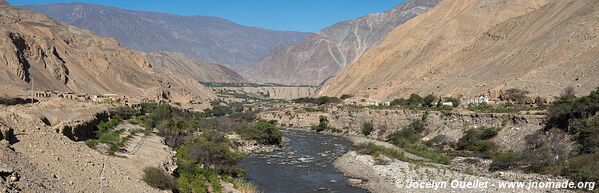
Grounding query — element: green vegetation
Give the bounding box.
[361,121,374,136]
[387,120,425,145]
[390,93,458,109]
[353,143,408,161]
[340,94,353,100]
[455,127,501,157]
[226,178,261,193]
[292,96,341,105]
[142,167,177,190]
[85,115,136,155]
[385,118,451,164]
[490,87,599,184]
[502,88,530,105]
[237,120,283,145]
[85,102,278,192]
[310,116,341,133]
[467,102,545,113]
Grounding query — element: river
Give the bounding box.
[239,129,369,193]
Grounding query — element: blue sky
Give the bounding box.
[8,0,406,32]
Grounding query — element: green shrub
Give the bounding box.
[422,94,437,107]
[311,116,330,132]
[292,96,340,105]
[353,143,407,161]
[400,142,451,164]
[387,120,425,145]
[237,120,282,145]
[456,127,501,155]
[142,167,176,190]
[445,97,461,107]
[114,106,140,120]
[362,122,374,136]
[340,94,353,100]
[563,153,599,183]
[490,151,521,171]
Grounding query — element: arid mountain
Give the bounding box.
[321,0,598,100]
[22,3,312,68]
[243,0,441,85]
[146,52,246,83]
[0,2,214,101]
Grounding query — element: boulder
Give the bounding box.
[347,178,363,186]
[0,125,16,144]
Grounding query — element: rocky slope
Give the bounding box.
[146,52,246,83]
[243,0,440,85]
[23,3,312,68]
[321,0,599,100]
[0,2,215,102]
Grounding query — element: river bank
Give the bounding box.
[333,136,574,193]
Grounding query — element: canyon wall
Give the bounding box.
[259,107,547,150]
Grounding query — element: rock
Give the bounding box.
[329,180,337,183]
[0,125,15,144]
[347,178,363,186]
[8,173,18,182]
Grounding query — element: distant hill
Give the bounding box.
[0,2,215,102]
[242,0,441,85]
[22,3,312,68]
[145,52,246,83]
[321,0,599,100]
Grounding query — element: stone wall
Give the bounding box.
[259,108,547,150]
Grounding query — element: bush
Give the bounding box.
[387,120,425,145]
[237,120,282,145]
[425,135,453,149]
[563,153,599,183]
[400,142,451,164]
[407,94,423,107]
[353,143,407,161]
[361,122,374,136]
[292,96,340,105]
[445,97,461,108]
[311,116,330,132]
[422,94,437,107]
[456,127,501,155]
[490,151,521,171]
[503,88,530,105]
[142,167,176,190]
[230,178,260,193]
[114,106,140,120]
[179,138,243,176]
[340,94,353,100]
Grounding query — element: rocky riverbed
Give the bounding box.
[334,136,575,193]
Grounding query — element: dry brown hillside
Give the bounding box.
[320,0,599,100]
[0,3,215,102]
[146,52,246,83]
[243,0,440,85]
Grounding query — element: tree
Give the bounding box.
[560,86,576,101]
[362,122,374,136]
[445,97,461,107]
[142,167,176,190]
[423,94,437,107]
[407,94,423,107]
[390,98,407,106]
[503,88,530,105]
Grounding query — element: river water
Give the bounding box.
[239,129,369,193]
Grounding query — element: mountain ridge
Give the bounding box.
[22,3,312,68]
[242,0,441,85]
[321,0,599,100]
